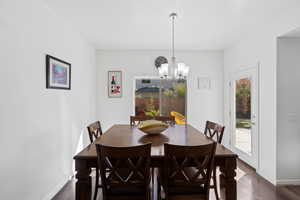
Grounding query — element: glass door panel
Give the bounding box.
[135,79,160,116]
[235,78,252,155]
[161,79,186,117]
[134,78,186,121]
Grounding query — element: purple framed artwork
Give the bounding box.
[46,55,71,90]
[108,71,122,98]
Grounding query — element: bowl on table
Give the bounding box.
[138,120,169,135]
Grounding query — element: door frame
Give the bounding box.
[229,64,260,169]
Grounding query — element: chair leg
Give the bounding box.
[93,168,99,200]
[152,167,156,200]
[157,173,161,200]
[213,167,220,200]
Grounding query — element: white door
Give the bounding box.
[230,66,259,169]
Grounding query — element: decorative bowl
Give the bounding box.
[138,120,169,135]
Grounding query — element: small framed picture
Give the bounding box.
[108,71,122,98]
[46,55,71,90]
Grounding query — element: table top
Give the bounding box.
[74,124,237,160]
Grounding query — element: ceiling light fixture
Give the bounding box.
[158,13,189,79]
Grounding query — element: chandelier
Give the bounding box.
[158,13,189,79]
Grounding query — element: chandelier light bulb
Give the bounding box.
[158,63,169,78]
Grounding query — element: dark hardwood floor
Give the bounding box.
[53,160,300,200]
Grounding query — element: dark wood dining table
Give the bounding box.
[74,124,238,200]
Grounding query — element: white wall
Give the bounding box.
[277,38,300,184]
[223,5,300,184]
[0,0,96,199]
[96,50,224,132]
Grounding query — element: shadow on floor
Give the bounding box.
[53,160,300,200]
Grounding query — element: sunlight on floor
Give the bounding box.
[235,128,252,155]
[236,167,246,181]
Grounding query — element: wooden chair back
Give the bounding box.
[154,116,175,125]
[204,121,225,144]
[163,143,217,199]
[130,116,152,126]
[130,115,175,126]
[87,121,103,144]
[95,144,152,200]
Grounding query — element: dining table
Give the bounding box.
[73,124,238,200]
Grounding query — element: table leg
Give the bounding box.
[75,159,92,200]
[219,157,237,200]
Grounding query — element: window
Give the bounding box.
[135,78,186,119]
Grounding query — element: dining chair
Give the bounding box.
[87,121,103,143]
[158,142,217,200]
[154,116,175,125]
[204,120,225,200]
[204,121,225,144]
[130,115,152,126]
[87,121,103,200]
[95,143,152,200]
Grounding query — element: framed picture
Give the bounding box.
[46,55,71,90]
[108,71,122,98]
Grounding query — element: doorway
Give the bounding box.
[230,66,259,169]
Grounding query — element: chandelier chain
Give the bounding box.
[172,14,175,59]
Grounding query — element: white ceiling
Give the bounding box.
[44,0,300,50]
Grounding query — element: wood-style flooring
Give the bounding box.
[53,160,300,200]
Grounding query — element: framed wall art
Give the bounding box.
[46,55,71,90]
[108,71,122,98]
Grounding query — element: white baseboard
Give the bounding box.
[42,176,71,200]
[277,179,300,185]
